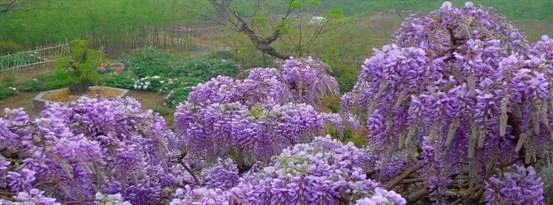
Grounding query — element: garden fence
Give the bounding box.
[0,42,70,72]
[87,25,227,58]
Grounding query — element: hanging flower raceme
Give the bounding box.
[394,1,529,58]
[177,58,341,166]
[188,58,339,110]
[484,165,544,205]
[174,102,329,164]
[342,1,551,203]
[0,97,182,204]
[280,57,340,107]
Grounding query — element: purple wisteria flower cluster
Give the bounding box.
[0,98,184,204]
[170,136,406,205]
[175,57,342,167]
[188,57,339,109]
[485,165,544,205]
[1,1,552,204]
[343,1,550,204]
[0,189,59,205]
[174,102,333,163]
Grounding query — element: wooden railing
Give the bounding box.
[0,42,69,72]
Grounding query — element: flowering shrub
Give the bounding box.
[342,1,550,204]
[100,69,137,89]
[103,48,240,108]
[188,57,339,109]
[174,102,333,163]
[130,76,202,107]
[98,63,126,75]
[99,65,203,108]
[120,47,239,80]
[0,98,184,204]
[485,165,544,205]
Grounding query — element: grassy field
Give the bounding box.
[323,0,553,21]
[0,0,210,45]
[1,0,552,46]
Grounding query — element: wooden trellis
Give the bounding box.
[0,42,70,72]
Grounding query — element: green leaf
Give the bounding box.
[290,1,303,10]
[307,0,321,7]
[253,16,267,26]
[279,21,291,35]
[326,8,343,18]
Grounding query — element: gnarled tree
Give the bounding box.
[207,0,334,60]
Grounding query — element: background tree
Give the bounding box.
[208,0,342,60]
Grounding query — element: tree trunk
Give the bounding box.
[69,81,89,95]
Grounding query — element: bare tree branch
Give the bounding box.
[207,0,293,59]
[407,186,430,203]
[172,152,202,185]
[261,0,294,45]
[231,10,289,59]
[384,162,422,189]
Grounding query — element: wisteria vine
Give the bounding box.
[1,1,551,204]
[343,1,551,204]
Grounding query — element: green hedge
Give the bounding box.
[110,48,240,107]
[121,47,239,80]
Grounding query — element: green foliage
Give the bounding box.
[0,41,22,55]
[171,58,239,80]
[1,0,551,47]
[100,71,137,89]
[207,50,236,60]
[1,75,16,87]
[0,86,17,100]
[56,39,105,85]
[121,47,239,80]
[335,70,359,92]
[115,47,238,107]
[247,105,266,119]
[0,74,17,100]
[17,72,73,92]
[222,32,273,68]
[120,47,176,78]
[16,79,42,92]
[152,106,171,115]
[319,0,553,21]
[162,77,203,93]
[164,86,194,108]
[134,76,201,107]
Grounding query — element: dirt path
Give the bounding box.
[0,92,40,115]
[1,62,55,84]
